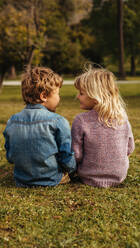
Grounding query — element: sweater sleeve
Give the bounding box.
[71,115,84,163]
[127,121,135,156]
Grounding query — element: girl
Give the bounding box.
[71,67,135,188]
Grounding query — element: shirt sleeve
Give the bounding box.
[56,117,76,173]
[71,115,84,163]
[3,119,14,164]
[127,121,135,156]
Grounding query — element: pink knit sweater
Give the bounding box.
[71,109,135,188]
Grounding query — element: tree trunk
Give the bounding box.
[0,71,5,92]
[130,55,136,76]
[26,45,35,70]
[8,65,16,79]
[117,0,126,79]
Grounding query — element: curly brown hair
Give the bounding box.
[21,67,63,104]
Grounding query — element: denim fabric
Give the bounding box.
[3,104,76,186]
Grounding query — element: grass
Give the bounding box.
[0,84,140,248]
[126,76,140,81]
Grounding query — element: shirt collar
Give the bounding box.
[25,104,47,110]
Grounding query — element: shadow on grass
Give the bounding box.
[0,166,139,189]
[124,95,140,100]
[0,120,8,124]
[0,163,15,187]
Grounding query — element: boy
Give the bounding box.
[3,67,76,187]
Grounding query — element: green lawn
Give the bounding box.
[0,84,140,248]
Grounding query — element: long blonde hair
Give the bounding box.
[74,67,127,128]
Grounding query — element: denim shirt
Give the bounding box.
[3,104,76,186]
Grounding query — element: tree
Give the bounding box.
[117,0,125,79]
[0,0,46,89]
[42,10,86,74]
[84,0,118,66]
[42,0,93,74]
[0,0,94,88]
[124,0,140,75]
[59,0,92,25]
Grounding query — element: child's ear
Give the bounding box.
[93,99,98,104]
[40,91,47,102]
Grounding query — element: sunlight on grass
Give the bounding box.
[0,84,140,248]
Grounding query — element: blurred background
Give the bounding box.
[0,3,140,246]
[0,0,140,87]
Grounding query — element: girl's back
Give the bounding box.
[72,109,134,188]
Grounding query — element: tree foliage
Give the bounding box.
[0,0,140,88]
[0,0,47,87]
[124,0,140,75]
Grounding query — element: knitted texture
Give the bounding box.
[71,109,135,188]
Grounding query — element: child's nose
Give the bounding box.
[77,94,80,99]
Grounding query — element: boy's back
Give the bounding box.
[3,67,76,187]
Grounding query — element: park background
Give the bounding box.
[0,0,140,84]
[0,0,140,248]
